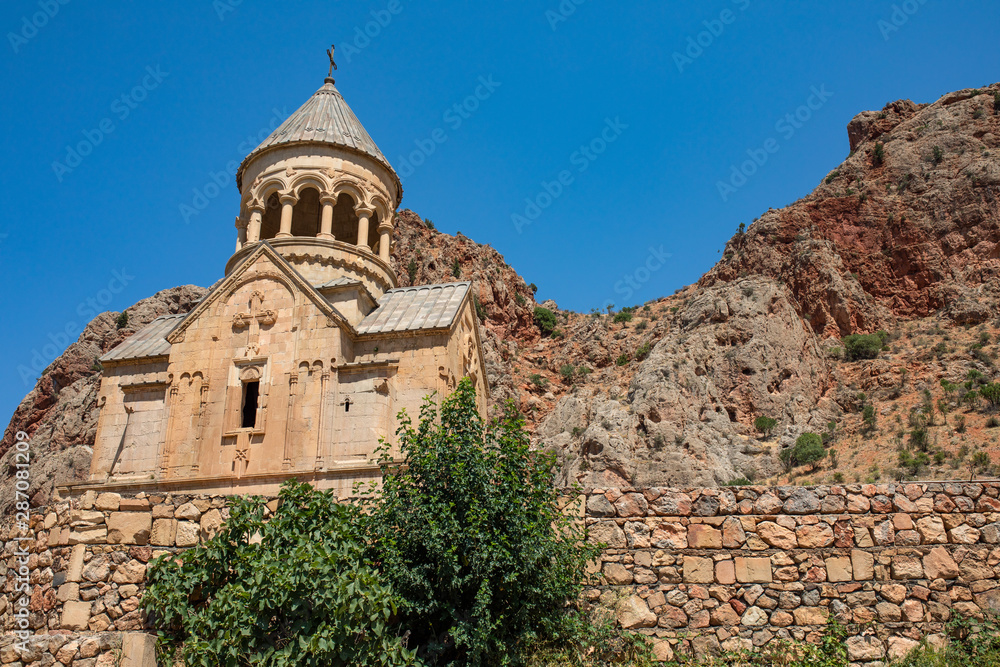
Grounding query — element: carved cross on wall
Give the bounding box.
[233,290,276,357]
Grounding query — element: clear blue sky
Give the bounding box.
[2,1,998,421]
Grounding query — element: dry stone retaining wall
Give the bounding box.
[5,482,1000,664]
[582,482,1000,663]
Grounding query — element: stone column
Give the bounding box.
[318,192,336,240]
[276,193,296,238]
[355,207,374,251]
[234,216,248,252]
[247,203,263,243]
[377,222,393,262]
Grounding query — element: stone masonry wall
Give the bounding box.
[582,482,1000,663]
[5,482,1000,665]
[2,489,228,665]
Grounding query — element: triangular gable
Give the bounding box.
[165,242,356,344]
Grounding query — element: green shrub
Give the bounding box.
[424,218,435,230]
[115,311,129,329]
[873,142,885,167]
[612,311,633,323]
[528,373,548,389]
[474,295,487,322]
[862,403,877,433]
[560,364,576,381]
[363,379,650,666]
[842,331,888,360]
[780,433,825,472]
[932,145,944,164]
[515,292,527,306]
[635,342,652,361]
[615,352,630,366]
[534,307,557,336]
[143,481,417,667]
[407,258,418,283]
[451,258,461,278]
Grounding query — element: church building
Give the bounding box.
[77,66,488,498]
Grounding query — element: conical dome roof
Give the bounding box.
[237,78,398,191]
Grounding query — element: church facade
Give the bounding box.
[75,73,487,498]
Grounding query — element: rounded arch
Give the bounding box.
[252,177,287,205]
[369,195,393,225]
[331,180,366,206]
[290,173,330,197]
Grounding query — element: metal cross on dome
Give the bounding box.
[326,44,338,78]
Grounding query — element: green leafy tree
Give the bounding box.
[362,379,649,667]
[980,383,1000,410]
[143,481,417,667]
[754,416,778,439]
[793,432,825,471]
[842,332,887,361]
[534,306,557,337]
[407,259,419,284]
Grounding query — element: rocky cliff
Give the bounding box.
[5,83,1000,509]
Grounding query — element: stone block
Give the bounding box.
[603,563,632,585]
[923,546,960,580]
[62,600,92,631]
[67,543,87,582]
[796,523,834,548]
[112,560,147,585]
[757,521,797,549]
[734,557,771,583]
[617,595,656,629]
[687,524,722,549]
[150,518,177,547]
[826,556,853,582]
[175,521,200,547]
[683,556,714,584]
[107,512,152,545]
[851,549,874,580]
[890,556,923,580]
[122,633,159,667]
[793,606,828,625]
[69,526,108,545]
[916,516,947,544]
[715,559,736,585]
[94,493,121,511]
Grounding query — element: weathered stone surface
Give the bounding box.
[783,489,820,514]
[175,521,200,547]
[796,523,834,548]
[683,556,714,584]
[916,516,947,544]
[106,512,152,545]
[61,601,92,631]
[847,636,885,661]
[687,524,722,549]
[851,549,874,581]
[741,606,769,627]
[603,563,632,585]
[923,547,960,580]
[757,521,797,549]
[792,607,828,625]
[826,556,852,582]
[618,595,656,629]
[891,556,923,580]
[589,520,626,548]
[734,557,772,584]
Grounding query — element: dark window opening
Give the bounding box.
[241,381,260,429]
[344,397,351,413]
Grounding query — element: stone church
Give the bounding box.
[78,71,488,498]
